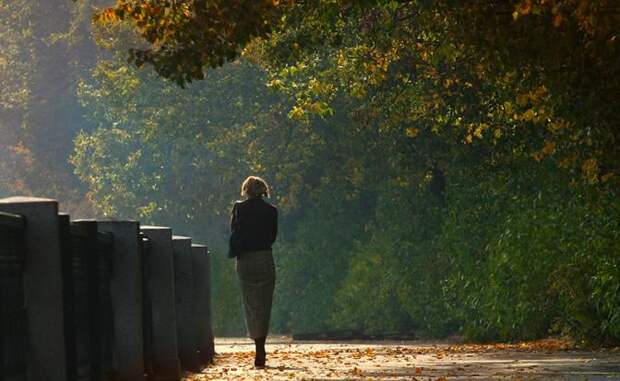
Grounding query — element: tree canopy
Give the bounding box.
[93,0,288,85]
[68,0,620,344]
[1,0,617,344]
[96,0,620,183]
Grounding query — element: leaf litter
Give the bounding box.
[184,337,620,380]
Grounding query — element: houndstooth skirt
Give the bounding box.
[236,250,275,339]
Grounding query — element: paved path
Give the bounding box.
[185,337,620,380]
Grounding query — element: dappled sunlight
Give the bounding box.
[184,338,620,380]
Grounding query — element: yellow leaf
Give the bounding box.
[516,93,529,106]
[548,119,567,133]
[581,158,599,183]
[474,123,489,138]
[601,173,614,182]
[518,0,532,15]
[288,106,305,120]
[522,109,536,121]
[473,127,483,138]
[542,140,556,156]
[405,127,419,138]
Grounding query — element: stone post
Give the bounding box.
[97,221,144,381]
[172,236,200,371]
[68,219,101,380]
[191,244,214,365]
[58,214,76,381]
[0,211,27,379]
[140,226,181,381]
[0,197,68,381]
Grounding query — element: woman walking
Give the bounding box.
[230,176,278,369]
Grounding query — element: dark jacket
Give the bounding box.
[230,197,278,253]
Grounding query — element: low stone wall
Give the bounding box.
[0,197,214,381]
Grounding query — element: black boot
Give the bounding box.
[254,336,266,369]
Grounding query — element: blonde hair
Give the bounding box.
[241,176,270,199]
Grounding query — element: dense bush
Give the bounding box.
[330,162,620,345]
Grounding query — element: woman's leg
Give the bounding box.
[237,251,275,368]
[254,336,266,368]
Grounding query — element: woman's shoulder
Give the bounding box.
[234,198,258,210]
[231,199,245,211]
[261,199,278,214]
[235,198,277,211]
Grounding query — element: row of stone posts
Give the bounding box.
[0,197,214,381]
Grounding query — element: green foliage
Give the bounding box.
[272,196,365,333]
[2,0,617,345]
[69,0,620,345]
[0,0,33,194]
[435,163,620,344]
[0,0,106,212]
[209,251,247,335]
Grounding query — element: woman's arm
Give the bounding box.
[269,207,278,245]
[230,202,239,232]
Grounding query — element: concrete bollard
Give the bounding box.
[97,231,114,376]
[0,197,68,381]
[140,235,154,377]
[172,236,200,371]
[191,244,214,365]
[96,230,114,375]
[98,221,144,381]
[58,214,77,381]
[68,220,115,379]
[68,219,100,380]
[140,226,181,381]
[0,211,27,380]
